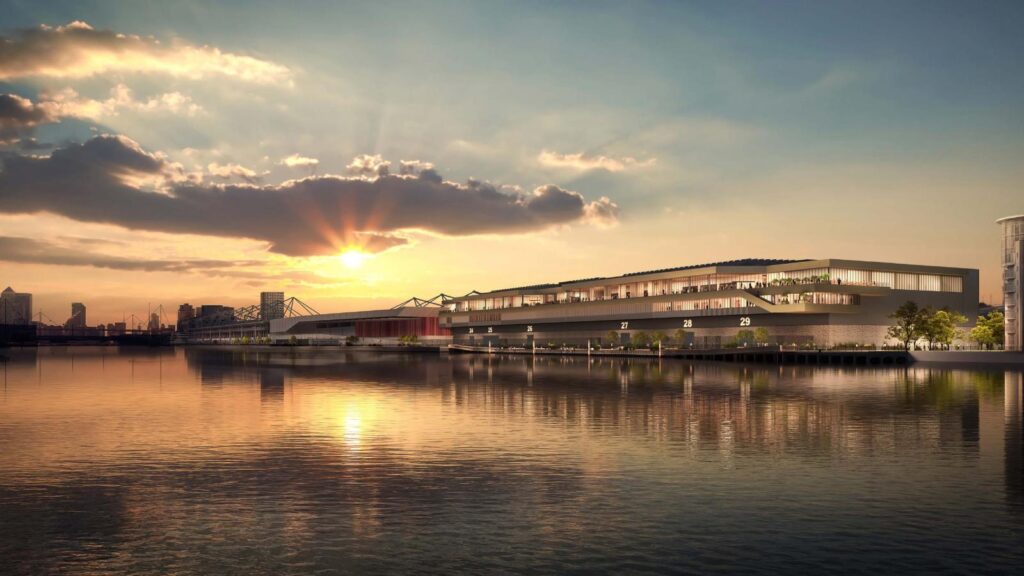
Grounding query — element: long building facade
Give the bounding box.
[269,307,450,345]
[440,259,978,349]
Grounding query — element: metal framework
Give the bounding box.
[232,296,319,322]
[390,293,455,309]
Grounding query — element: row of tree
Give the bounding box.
[602,327,773,349]
[605,329,685,348]
[969,310,1006,349]
[887,301,1003,350]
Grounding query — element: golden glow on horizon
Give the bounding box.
[340,249,369,269]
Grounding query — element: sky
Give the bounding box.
[1,0,1021,324]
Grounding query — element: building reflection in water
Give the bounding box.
[176,348,1024,508]
[1006,372,1023,508]
[1,347,1022,573]
[448,355,1024,503]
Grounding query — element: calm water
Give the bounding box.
[0,347,1021,575]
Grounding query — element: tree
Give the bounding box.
[631,331,651,348]
[969,324,996,349]
[652,331,668,347]
[922,309,968,350]
[673,328,691,347]
[983,311,1005,346]
[754,327,770,346]
[970,311,1005,349]
[887,301,929,350]
[605,330,619,348]
[736,329,755,346]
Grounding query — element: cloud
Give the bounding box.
[398,159,433,175]
[537,150,656,172]
[207,162,267,184]
[280,153,319,168]
[345,153,391,177]
[1,88,200,146]
[583,196,620,227]
[0,93,58,143]
[43,85,202,119]
[0,135,620,257]
[0,235,261,273]
[0,21,291,84]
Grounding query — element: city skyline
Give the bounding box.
[1,1,1023,323]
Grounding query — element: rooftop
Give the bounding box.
[484,258,809,295]
[996,215,1024,223]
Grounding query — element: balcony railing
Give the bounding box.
[452,279,866,312]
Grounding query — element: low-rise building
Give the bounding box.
[269,307,449,345]
[440,258,979,349]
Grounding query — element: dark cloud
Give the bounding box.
[0,136,619,256]
[0,236,261,273]
[0,93,57,143]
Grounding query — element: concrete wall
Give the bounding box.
[911,351,1024,366]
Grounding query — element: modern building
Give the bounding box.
[106,322,127,336]
[260,292,285,321]
[0,286,33,325]
[440,258,979,349]
[998,215,1024,351]
[65,302,86,330]
[177,303,195,327]
[269,307,450,345]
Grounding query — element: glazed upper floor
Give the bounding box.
[445,258,977,313]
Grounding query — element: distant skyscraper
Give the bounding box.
[260,291,285,320]
[0,287,32,325]
[998,215,1024,351]
[66,302,86,330]
[177,303,195,333]
[148,312,161,332]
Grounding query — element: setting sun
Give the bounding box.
[340,249,369,269]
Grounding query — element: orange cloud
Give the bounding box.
[0,21,291,84]
[537,150,656,172]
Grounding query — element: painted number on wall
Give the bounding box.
[620,321,629,330]
[526,325,533,332]
[487,327,493,333]
[468,328,474,334]
[683,319,693,328]
[740,317,751,327]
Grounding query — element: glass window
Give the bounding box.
[919,275,941,292]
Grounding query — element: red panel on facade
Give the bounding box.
[354,316,450,338]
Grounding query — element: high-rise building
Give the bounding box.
[66,302,87,330]
[261,291,285,320]
[196,305,234,323]
[998,215,1024,351]
[0,287,33,325]
[176,303,195,333]
[148,312,161,332]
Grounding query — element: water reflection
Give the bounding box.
[0,347,1021,574]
